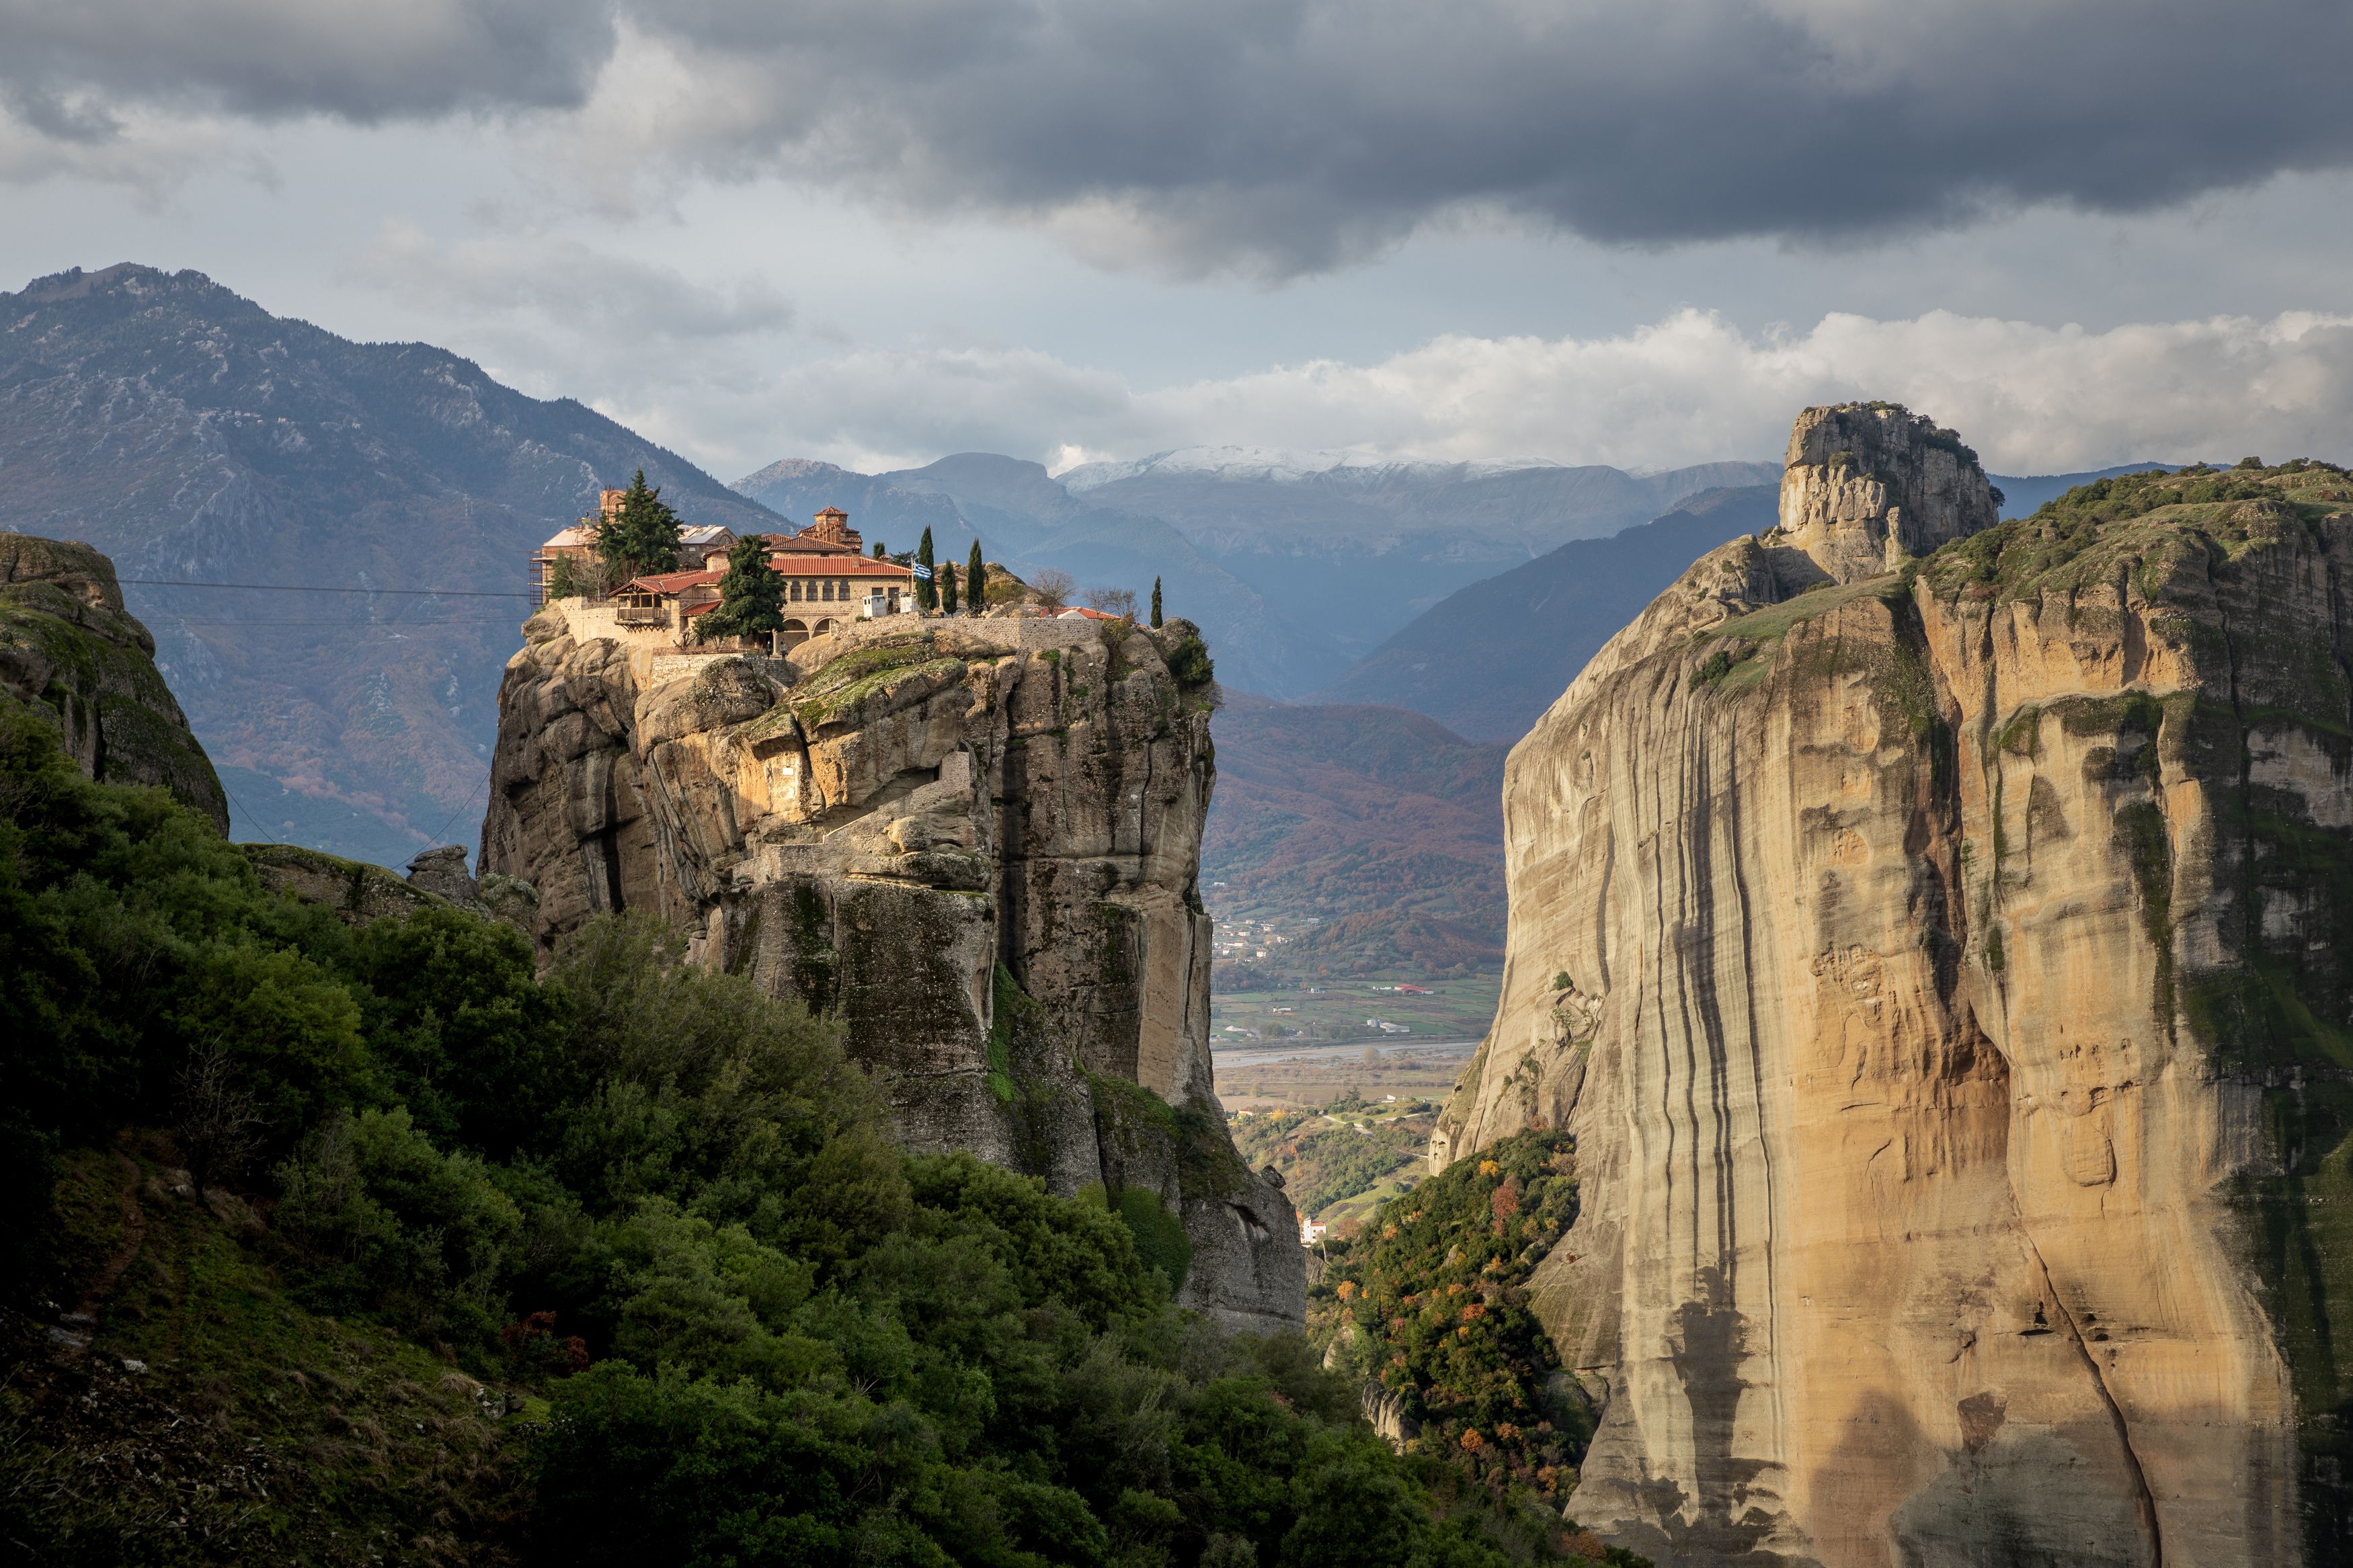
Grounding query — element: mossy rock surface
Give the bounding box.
[241,843,451,926]
[0,533,227,830]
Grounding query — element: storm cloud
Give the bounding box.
[7,0,2353,272]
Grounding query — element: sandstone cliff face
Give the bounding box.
[482,610,1304,1333]
[1437,417,2353,1565]
[0,531,227,829]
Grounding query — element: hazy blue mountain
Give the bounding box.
[1311,485,1781,743]
[738,446,1782,696]
[0,263,783,867]
[737,452,1306,692]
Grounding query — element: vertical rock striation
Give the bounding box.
[1437,409,2353,1565]
[482,612,1304,1333]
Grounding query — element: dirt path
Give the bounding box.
[52,1145,149,1360]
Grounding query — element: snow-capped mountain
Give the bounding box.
[1056,445,1570,492]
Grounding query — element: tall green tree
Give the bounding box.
[1150,577,1163,628]
[871,541,887,559]
[697,536,787,645]
[939,561,960,614]
[914,527,937,612]
[594,470,683,581]
[546,554,584,602]
[966,541,986,616]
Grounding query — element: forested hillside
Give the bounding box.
[1308,1131,1646,1567]
[1203,696,1507,982]
[1,706,1630,1565]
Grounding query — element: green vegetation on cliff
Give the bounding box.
[3,710,1574,1567]
[1310,1131,1642,1566]
[1312,1133,1587,1492]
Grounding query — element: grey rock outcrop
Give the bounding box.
[405,844,478,902]
[0,532,227,828]
[1776,402,1999,583]
[482,610,1304,1333]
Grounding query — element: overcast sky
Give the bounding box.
[6,0,2353,477]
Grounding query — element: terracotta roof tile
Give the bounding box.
[770,556,914,578]
[622,567,725,594]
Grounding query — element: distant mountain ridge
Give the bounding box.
[1308,462,2190,745]
[1313,484,1783,741]
[737,446,1782,696]
[0,262,783,865]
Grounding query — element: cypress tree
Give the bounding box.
[698,536,786,645]
[872,541,887,559]
[594,468,683,581]
[966,540,986,616]
[1150,577,1162,628]
[915,528,937,612]
[940,561,960,614]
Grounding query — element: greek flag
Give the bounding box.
[910,563,934,579]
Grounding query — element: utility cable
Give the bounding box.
[164,619,522,627]
[120,579,533,599]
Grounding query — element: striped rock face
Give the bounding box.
[1438,415,2353,1566]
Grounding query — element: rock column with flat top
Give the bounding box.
[483,610,1303,1333]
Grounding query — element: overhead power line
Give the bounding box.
[120,579,534,599]
[168,619,521,627]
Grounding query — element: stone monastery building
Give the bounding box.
[532,494,916,649]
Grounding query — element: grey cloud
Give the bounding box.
[0,0,613,123]
[11,0,2353,270]
[348,226,791,342]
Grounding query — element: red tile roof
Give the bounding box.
[770,556,914,579]
[622,568,724,594]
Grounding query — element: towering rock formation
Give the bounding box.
[1436,408,2353,1565]
[482,608,1304,1333]
[0,531,227,828]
